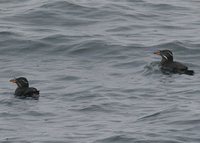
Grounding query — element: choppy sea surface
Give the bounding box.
[0,0,200,143]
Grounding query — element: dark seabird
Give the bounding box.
[10,77,40,100]
[154,50,194,75]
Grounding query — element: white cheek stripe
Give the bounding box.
[168,51,173,57]
[22,80,28,83]
[163,55,168,60]
[18,82,22,87]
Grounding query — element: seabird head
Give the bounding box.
[10,77,29,88]
[154,50,173,62]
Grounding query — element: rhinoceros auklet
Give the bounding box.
[10,77,40,100]
[154,50,194,75]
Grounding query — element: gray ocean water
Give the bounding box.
[0,0,200,143]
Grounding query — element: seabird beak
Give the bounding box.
[154,50,161,55]
[10,79,17,83]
